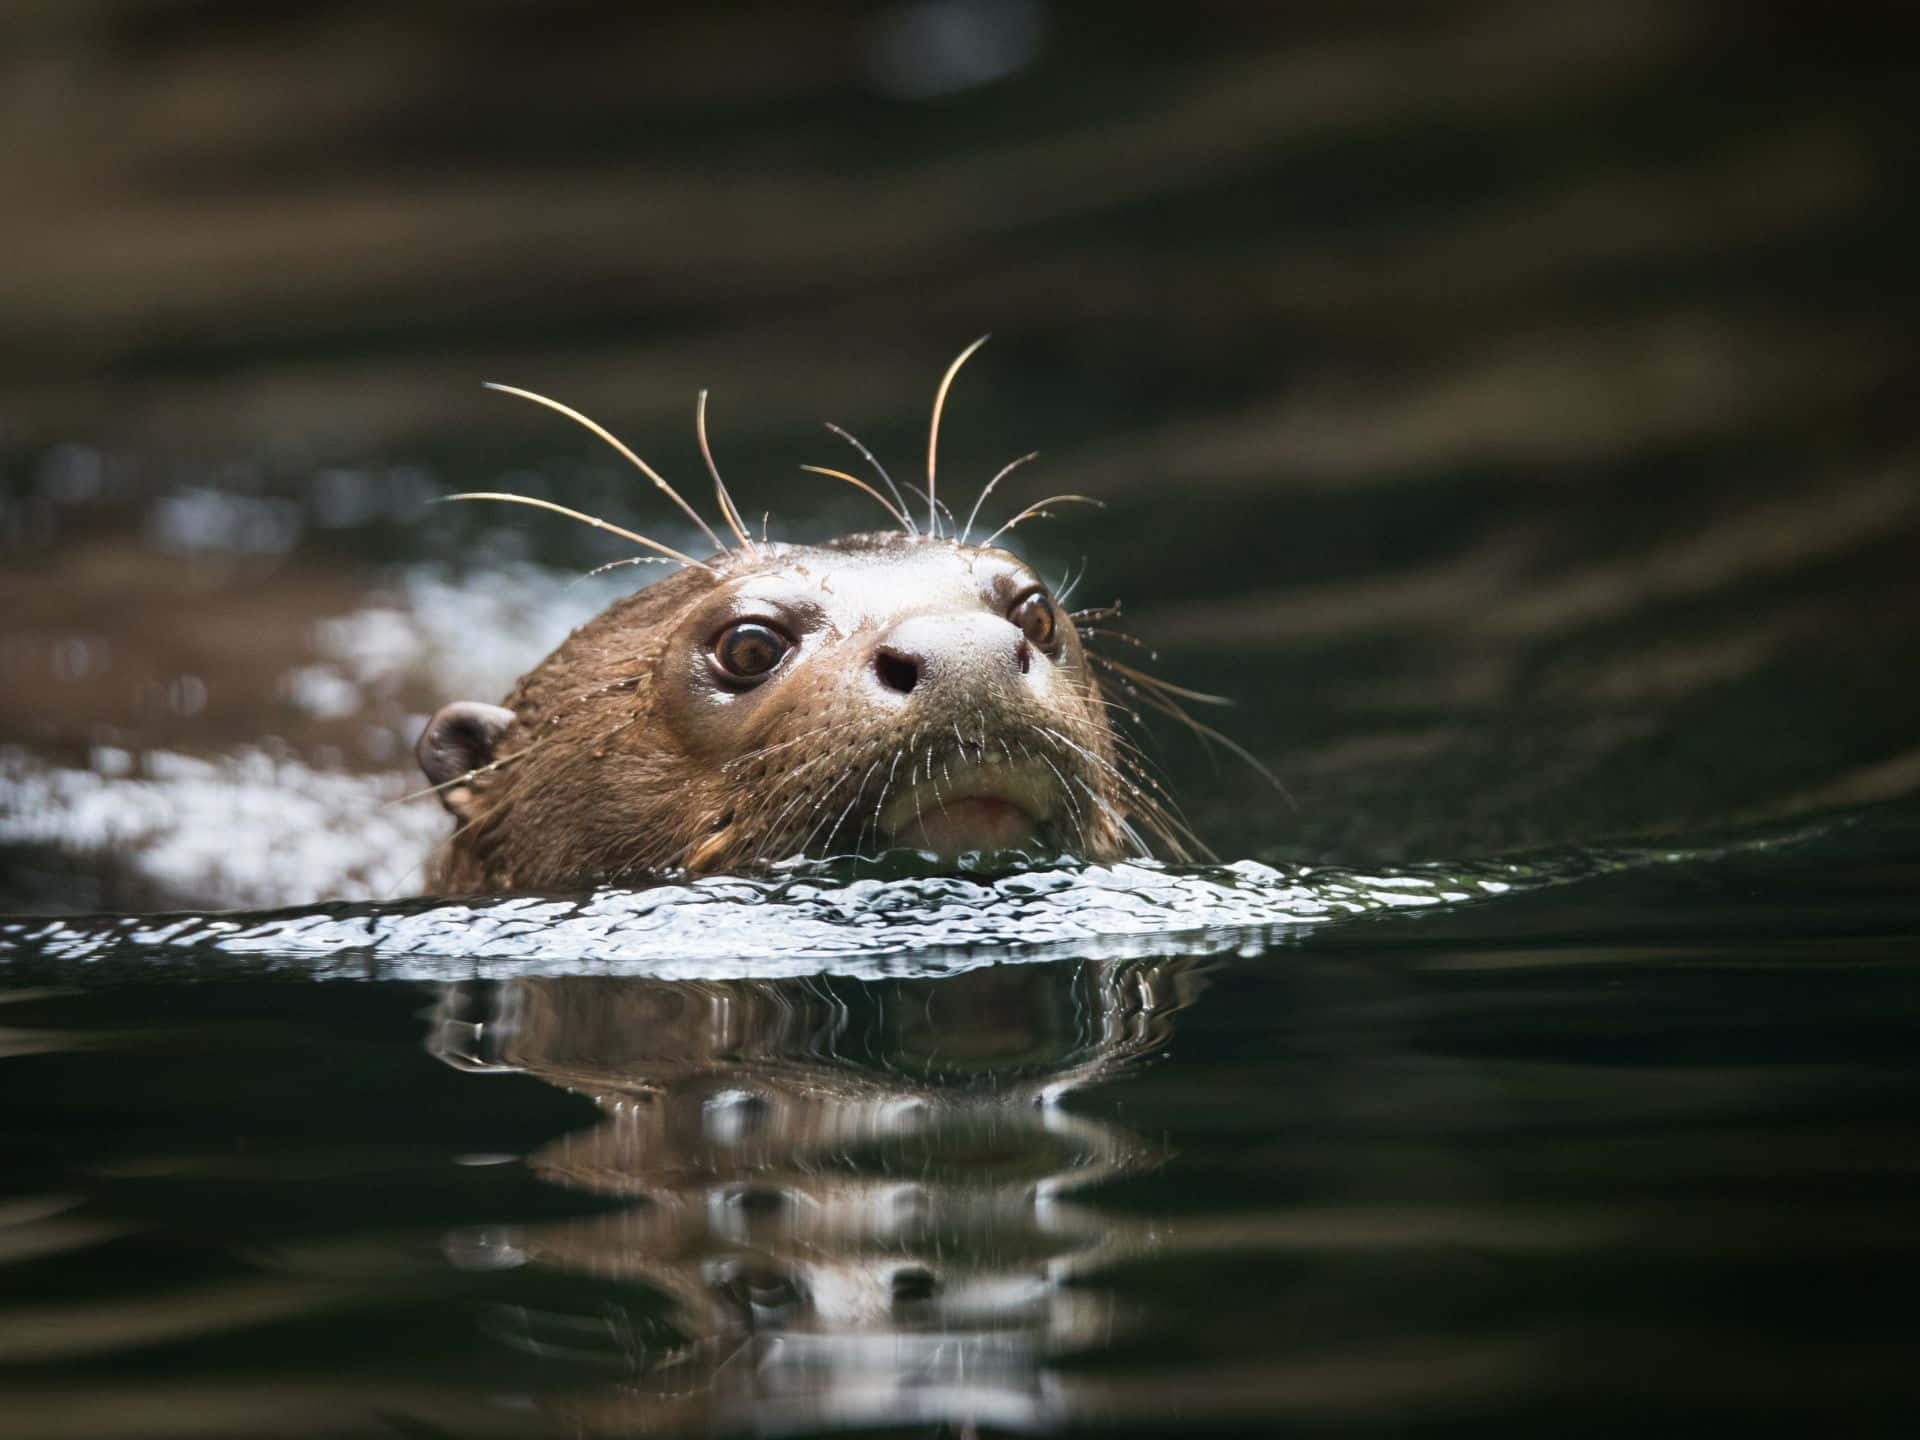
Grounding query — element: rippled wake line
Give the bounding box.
[4,819,1841,982]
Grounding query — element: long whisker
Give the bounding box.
[903,482,959,536]
[960,450,1039,547]
[721,719,867,772]
[437,493,715,573]
[1109,753,1209,856]
[753,745,864,856]
[867,747,908,851]
[390,746,535,806]
[567,555,676,591]
[1037,720,1199,850]
[1091,654,1293,803]
[1078,627,1157,656]
[1089,654,1232,706]
[697,389,757,556]
[798,465,914,532]
[825,422,916,537]
[1078,780,1156,860]
[979,494,1104,549]
[1055,556,1087,605]
[484,381,727,556]
[927,335,991,538]
[810,758,885,859]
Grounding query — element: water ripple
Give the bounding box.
[1,850,1634,983]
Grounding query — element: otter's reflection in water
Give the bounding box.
[428,958,1202,1434]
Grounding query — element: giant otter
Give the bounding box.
[416,344,1199,893]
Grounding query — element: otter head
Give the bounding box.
[417,532,1138,893]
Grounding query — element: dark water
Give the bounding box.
[4,806,1919,1436]
[6,2,1920,1435]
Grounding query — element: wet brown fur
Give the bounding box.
[429,533,1154,893]
[426,345,1223,893]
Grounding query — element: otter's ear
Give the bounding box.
[417,702,516,817]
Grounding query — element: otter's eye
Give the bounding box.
[711,621,792,684]
[1009,589,1058,651]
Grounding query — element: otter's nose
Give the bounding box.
[871,613,1034,699]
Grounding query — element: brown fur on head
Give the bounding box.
[417,345,1229,894]
[419,532,1159,895]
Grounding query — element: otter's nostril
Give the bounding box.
[875,647,920,695]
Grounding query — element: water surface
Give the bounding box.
[4,804,1917,1435]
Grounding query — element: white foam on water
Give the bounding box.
[0,744,447,909]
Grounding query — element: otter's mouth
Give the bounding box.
[875,756,1058,860]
